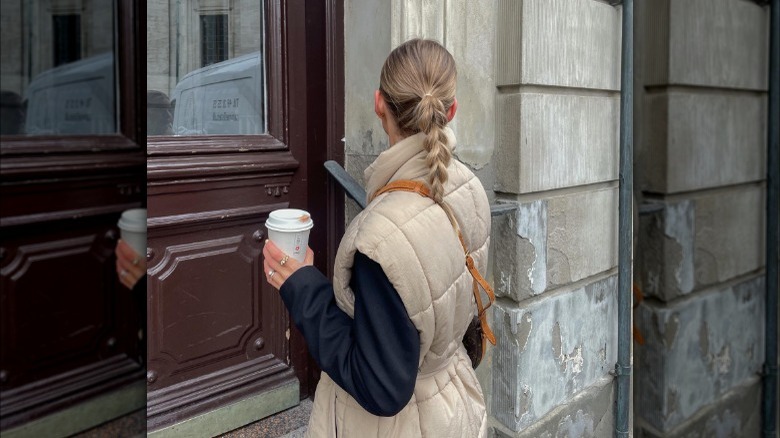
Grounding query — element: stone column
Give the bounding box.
[491,1,622,436]
[634,0,769,436]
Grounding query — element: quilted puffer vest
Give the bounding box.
[305,129,491,438]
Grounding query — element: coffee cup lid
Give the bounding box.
[266,209,313,233]
[118,208,147,233]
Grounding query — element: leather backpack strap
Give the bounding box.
[376,180,496,347]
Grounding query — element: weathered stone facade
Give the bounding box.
[345,0,774,437]
[634,0,770,436]
[346,0,625,436]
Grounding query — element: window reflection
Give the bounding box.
[0,0,117,137]
[147,1,266,137]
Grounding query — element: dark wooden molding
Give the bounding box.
[0,152,145,179]
[0,355,143,430]
[146,150,299,181]
[0,136,140,156]
[325,0,345,277]
[118,0,138,145]
[0,203,141,228]
[283,0,345,399]
[147,203,286,231]
[146,135,288,156]
[146,357,296,431]
[266,0,288,143]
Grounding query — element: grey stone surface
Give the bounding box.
[220,398,313,438]
[2,381,145,438]
[501,0,622,90]
[635,379,761,438]
[345,0,392,157]
[547,187,618,288]
[72,409,145,438]
[444,0,497,170]
[149,380,299,438]
[492,188,617,301]
[492,376,615,438]
[495,92,619,194]
[638,200,695,301]
[639,90,766,194]
[344,153,377,223]
[694,185,766,287]
[492,200,548,302]
[642,0,769,90]
[492,275,618,432]
[366,0,498,170]
[638,186,765,301]
[634,276,765,432]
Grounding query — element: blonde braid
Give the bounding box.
[416,94,451,202]
[378,39,457,203]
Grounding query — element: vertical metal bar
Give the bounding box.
[763,1,779,437]
[615,0,633,437]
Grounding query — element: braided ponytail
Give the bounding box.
[416,94,451,202]
[379,39,457,203]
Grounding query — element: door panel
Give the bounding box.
[146,0,344,429]
[0,163,145,430]
[147,206,290,387]
[0,0,145,431]
[146,149,301,429]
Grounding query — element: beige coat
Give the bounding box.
[305,129,491,438]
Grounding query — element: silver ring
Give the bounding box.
[120,269,128,278]
[268,269,276,279]
[132,257,140,266]
[280,255,289,266]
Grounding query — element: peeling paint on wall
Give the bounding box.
[516,200,548,296]
[492,275,618,432]
[663,201,695,294]
[635,276,765,431]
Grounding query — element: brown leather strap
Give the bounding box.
[375,180,497,347]
[372,180,432,202]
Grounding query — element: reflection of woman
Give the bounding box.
[263,39,491,437]
[115,240,147,363]
[115,240,145,289]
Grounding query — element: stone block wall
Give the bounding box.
[634,0,769,436]
[345,0,624,436]
[491,1,622,436]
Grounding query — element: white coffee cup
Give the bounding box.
[118,208,147,256]
[265,209,314,262]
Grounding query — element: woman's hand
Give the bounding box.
[115,239,146,289]
[263,240,314,290]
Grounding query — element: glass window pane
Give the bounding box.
[0,0,117,137]
[147,1,266,137]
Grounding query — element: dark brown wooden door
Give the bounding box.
[145,0,343,430]
[0,0,146,431]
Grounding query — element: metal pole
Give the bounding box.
[615,0,633,437]
[763,1,779,437]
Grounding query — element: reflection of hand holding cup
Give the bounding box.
[118,208,147,256]
[265,209,313,262]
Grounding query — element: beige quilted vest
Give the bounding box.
[305,129,491,438]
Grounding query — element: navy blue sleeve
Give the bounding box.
[278,251,420,417]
